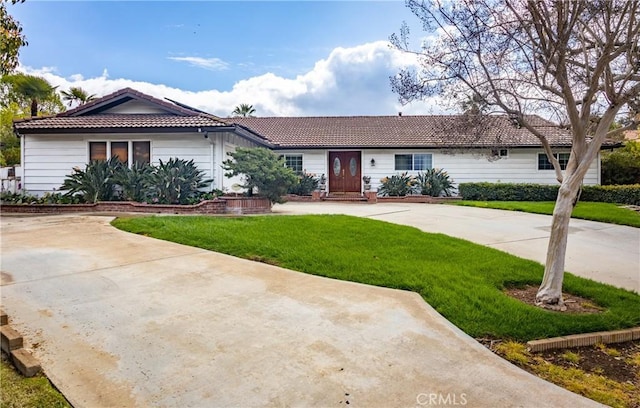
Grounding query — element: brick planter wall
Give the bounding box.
[0,197,272,215]
[222,197,272,214]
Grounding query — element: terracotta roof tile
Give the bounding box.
[230,115,577,148]
[14,114,228,130]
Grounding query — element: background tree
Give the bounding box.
[0,0,28,75]
[391,0,640,309]
[231,103,256,117]
[60,86,96,107]
[0,101,20,166]
[222,147,297,204]
[2,73,60,116]
[601,141,640,185]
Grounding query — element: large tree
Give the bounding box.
[391,0,640,309]
[2,73,59,116]
[60,86,96,107]
[0,0,27,75]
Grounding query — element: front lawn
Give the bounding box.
[454,201,640,227]
[112,215,640,342]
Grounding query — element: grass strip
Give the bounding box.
[453,201,640,227]
[0,357,70,408]
[112,215,640,342]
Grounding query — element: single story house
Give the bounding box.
[13,87,608,197]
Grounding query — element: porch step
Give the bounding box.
[323,194,367,202]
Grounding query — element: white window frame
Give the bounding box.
[281,153,304,173]
[394,153,433,171]
[491,148,509,158]
[87,140,152,168]
[538,152,569,171]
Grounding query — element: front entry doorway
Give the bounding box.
[329,151,361,194]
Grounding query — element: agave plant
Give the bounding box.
[60,157,124,203]
[145,158,212,204]
[415,168,455,197]
[113,161,153,202]
[378,172,416,196]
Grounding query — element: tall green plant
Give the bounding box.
[114,162,153,202]
[60,157,123,203]
[415,169,455,197]
[145,158,212,204]
[222,147,297,204]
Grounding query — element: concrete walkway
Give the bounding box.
[0,214,604,407]
[275,202,640,293]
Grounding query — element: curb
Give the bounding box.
[527,327,640,352]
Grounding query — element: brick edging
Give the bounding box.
[527,327,640,352]
[0,197,272,215]
[0,309,41,377]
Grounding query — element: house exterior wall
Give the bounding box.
[276,148,600,193]
[20,131,262,196]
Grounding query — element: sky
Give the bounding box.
[8,0,448,117]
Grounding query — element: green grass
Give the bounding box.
[0,358,71,408]
[112,215,640,342]
[453,201,640,227]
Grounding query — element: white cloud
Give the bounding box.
[19,41,448,117]
[168,56,230,71]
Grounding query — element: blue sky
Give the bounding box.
[9,1,444,117]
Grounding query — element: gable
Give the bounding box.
[100,100,173,115]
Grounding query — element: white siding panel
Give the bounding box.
[103,100,168,114]
[218,132,264,191]
[23,135,87,195]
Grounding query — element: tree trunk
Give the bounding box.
[30,99,38,117]
[536,177,582,310]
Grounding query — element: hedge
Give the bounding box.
[458,182,640,205]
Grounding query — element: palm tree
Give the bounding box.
[60,86,96,107]
[2,73,56,117]
[231,103,256,117]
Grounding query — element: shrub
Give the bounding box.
[145,158,212,204]
[601,141,640,185]
[581,185,640,205]
[415,169,455,197]
[60,157,124,203]
[378,172,416,196]
[459,182,640,205]
[459,182,560,201]
[288,172,320,196]
[222,147,298,204]
[0,191,40,204]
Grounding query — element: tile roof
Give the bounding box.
[14,114,229,130]
[230,115,578,148]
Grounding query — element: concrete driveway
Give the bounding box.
[0,213,604,407]
[275,202,640,293]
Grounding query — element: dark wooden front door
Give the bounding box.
[329,151,361,193]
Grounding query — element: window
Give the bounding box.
[491,148,509,158]
[88,141,151,167]
[133,142,151,165]
[538,153,570,170]
[282,154,303,173]
[89,142,107,161]
[111,142,128,165]
[394,154,432,171]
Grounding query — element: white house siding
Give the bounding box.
[276,148,600,194]
[102,100,168,114]
[362,148,599,191]
[272,150,328,176]
[219,132,263,191]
